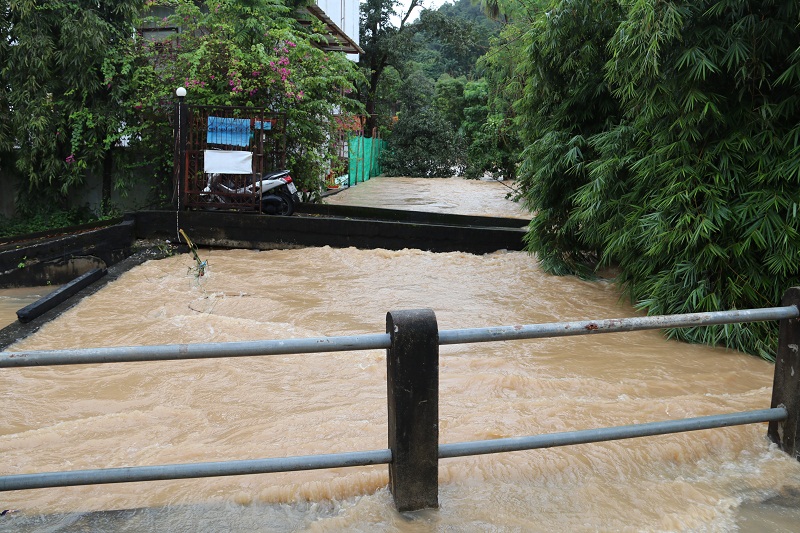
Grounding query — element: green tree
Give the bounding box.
[359,0,421,134]
[461,78,519,180]
[459,2,529,182]
[0,0,144,214]
[372,1,503,177]
[381,66,464,177]
[584,0,800,359]
[122,0,364,197]
[381,104,462,177]
[433,74,465,130]
[411,4,496,79]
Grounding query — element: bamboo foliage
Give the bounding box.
[515,0,800,359]
[516,0,623,276]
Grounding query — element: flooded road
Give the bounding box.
[1,178,799,531]
[325,176,529,219]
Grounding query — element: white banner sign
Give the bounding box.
[204,150,253,174]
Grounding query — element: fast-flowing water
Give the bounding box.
[1,179,800,532]
[0,286,58,329]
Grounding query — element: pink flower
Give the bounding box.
[287,41,296,48]
[210,75,215,80]
[65,154,76,164]
[251,71,260,77]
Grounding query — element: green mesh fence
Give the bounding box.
[348,136,386,186]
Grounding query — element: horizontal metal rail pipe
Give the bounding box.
[0,449,393,492]
[0,333,392,368]
[0,306,795,368]
[438,408,788,459]
[437,305,800,346]
[1,410,784,492]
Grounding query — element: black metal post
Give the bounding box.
[386,309,439,512]
[769,287,800,457]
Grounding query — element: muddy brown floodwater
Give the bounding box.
[1,178,800,532]
[325,176,530,219]
[0,287,58,329]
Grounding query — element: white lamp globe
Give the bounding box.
[175,87,187,97]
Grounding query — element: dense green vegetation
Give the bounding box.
[365,0,800,359]
[122,0,363,202]
[507,0,800,359]
[0,207,112,238]
[0,0,144,216]
[358,0,516,179]
[0,0,363,223]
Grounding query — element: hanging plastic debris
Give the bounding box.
[178,229,208,277]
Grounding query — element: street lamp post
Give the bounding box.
[175,87,187,214]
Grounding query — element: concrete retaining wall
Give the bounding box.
[135,209,528,255]
[0,220,134,288]
[296,203,530,229]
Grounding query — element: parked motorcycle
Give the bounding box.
[201,170,300,215]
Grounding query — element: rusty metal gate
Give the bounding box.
[176,104,286,212]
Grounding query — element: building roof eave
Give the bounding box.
[296,5,364,56]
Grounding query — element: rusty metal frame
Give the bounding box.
[177,105,286,212]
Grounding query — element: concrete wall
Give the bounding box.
[0,169,18,219]
[297,203,530,229]
[0,219,134,288]
[0,167,161,219]
[68,171,163,216]
[136,209,528,255]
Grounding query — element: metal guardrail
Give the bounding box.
[2,292,800,513]
[1,306,793,367]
